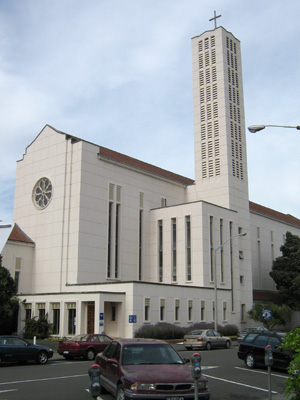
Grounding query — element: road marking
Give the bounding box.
[202,366,218,370]
[0,374,86,386]
[235,366,288,379]
[0,389,18,393]
[204,373,277,394]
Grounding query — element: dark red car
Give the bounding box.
[58,333,112,360]
[95,338,210,400]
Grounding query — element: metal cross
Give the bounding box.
[209,11,222,29]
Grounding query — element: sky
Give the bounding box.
[1,0,300,223]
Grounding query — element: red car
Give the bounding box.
[95,338,210,400]
[58,333,112,360]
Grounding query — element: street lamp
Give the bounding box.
[248,124,300,133]
[214,232,247,331]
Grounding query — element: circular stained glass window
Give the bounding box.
[32,177,53,209]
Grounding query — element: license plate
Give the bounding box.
[63,351,69,354]
[166,397,184,400]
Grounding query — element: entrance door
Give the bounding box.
[87,303,95,334]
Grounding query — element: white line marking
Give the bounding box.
[0,389,18,393]
[235,366,288,379]
[204,374,277,394]
[0,374,86,386]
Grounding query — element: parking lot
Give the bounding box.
[0,342,288,400]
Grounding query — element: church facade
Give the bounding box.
[2,25,300,338]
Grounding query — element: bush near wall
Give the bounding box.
[23,315,52,339]
[134,322,238,339]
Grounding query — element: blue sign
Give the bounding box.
[99,321,104,326]
[129,315,137,323]
[99,313,104,320]
[262,308,272,320]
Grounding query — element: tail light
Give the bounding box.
[197,338,203,342]
[183,339,187,342]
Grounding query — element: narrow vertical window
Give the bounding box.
[186,216,191,281]
[200,300,205,321]
[158,220,163,282]
[67,303,76,335]
[25,304,32,320]
[139,193,144,281]
[14,257,21,292]
[188,300,193,322]
[115,203,120,278]
[171,218,177,282]
[160,299,165,321]
[223,302,227,321]
[175,299,180,322]
[144,298,150,322]
[107,202,113,278]
[52,303,60,335]
[210,216,214,281]
[111,304,116,321]
[220,219,224,282]
[241,304,246,322]
[229,221,234,311]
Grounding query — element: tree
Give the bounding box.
[270,231,300,311]
[0,255,19,334]
[280,327,300,399]
[248,302,291,330]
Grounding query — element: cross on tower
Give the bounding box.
[209,11,222,29]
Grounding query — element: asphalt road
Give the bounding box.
[0,343,288,400]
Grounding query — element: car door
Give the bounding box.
[269,336,290,370]
[99,342,119,394]
[206,330,217,348]
[0,337,18,362]
[213,331,225,347]
[252,334,269,365]
[12,337,35,361]
[104,343,121,396]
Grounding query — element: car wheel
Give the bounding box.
[117,385,126,400]
[86,349,95,361]
[225,340,231,349]
[246,353,255,369]
[206,342,212,350]
[37,351,48,364]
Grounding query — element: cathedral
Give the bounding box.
[2,22,300,338]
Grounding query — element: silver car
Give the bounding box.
[183,329,231,350]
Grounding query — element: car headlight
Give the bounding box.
[192,381,208,390]
[130,383,156,391]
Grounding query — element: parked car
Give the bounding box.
[95,338,210,399]
[183,329,231,350]
[0,335,53,365]
[236,327,269,343]
[58,333,112,360]
[237,331,291,370]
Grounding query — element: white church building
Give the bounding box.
[2,23,300,338]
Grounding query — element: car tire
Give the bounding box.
[246,352,255,369]
[225,340,231,349]
[206,342,212,350]
[117,385,126,400]
[37,351,48,364]
[86,349,95,361]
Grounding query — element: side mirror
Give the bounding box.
[107,358,119,366]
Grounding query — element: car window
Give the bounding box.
[243,333,258,343]
[99,335,111,343]
[12,338,26,346]
[91,335,100,342]
[254,335,269,347]
[114,344,121,361]
[3,338,14,345]
[269,337,281,349]
[207,330,214,337]
[103,342,118,359]
[214,331,221,337]
[71,334,89,342]
[189,330,203,335]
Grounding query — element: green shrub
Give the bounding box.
[23,314,52,339]
[280,327,300,399]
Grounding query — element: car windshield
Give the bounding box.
[188,330,203,336]
[68,334,89,342]
[122,344,184,365]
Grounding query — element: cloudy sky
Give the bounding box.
[1,0,300,222]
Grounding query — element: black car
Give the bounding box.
[237,331,291,370]
[0,336,53,365]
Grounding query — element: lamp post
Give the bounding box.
[214,232,247,331]
[248,124,300,133]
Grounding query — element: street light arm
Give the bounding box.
[248,124,300,133]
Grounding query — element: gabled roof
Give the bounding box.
[98,146,195,186]
[249,201,300,228]
[8,224,35,245]
[0,222,14,252]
